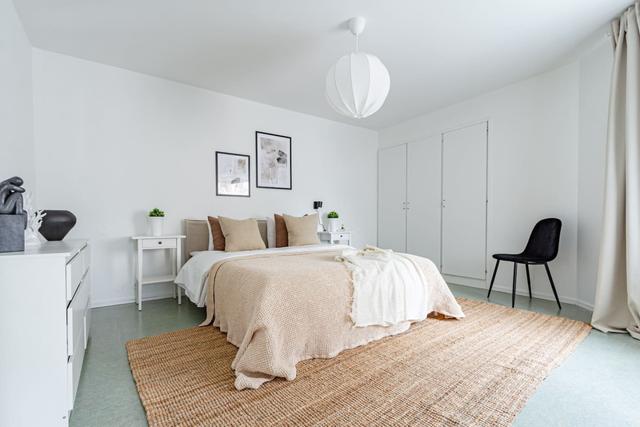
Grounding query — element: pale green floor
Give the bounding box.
[70,286,640,427]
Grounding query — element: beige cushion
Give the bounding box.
[218,217,267,252]
[283,214,320,246]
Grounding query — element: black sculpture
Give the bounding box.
[0,176,25,215]
[0,176,27,252]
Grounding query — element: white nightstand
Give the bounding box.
[132,235,185,311]
[318,231,352,246]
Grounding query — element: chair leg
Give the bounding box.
[544,263,562,310]
[487,260,500,298]
[525,264,532,299]
[512,262,517,308]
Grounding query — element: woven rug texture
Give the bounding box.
[126,298,591,427]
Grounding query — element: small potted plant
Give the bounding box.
[325,211,340,232]
[148,208,165,237]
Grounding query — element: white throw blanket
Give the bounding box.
[337,246,450,327]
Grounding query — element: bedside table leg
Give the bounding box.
[137,244,143,311]
[176,240,182,305]
[172,247,177,299]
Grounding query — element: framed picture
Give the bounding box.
[215,151,250,197]
[255,131,292,190]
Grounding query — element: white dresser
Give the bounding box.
[0,240,91,426]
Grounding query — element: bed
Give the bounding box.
[175,219,463,390]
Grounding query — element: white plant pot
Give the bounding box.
[325,218,340,232]
[148,217,164,237]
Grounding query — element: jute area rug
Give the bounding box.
[126,298,590,427]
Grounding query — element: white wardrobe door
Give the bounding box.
[406,137,441,265]
[378,144,407,252]
[441,122,487,279]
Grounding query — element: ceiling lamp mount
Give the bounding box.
[349,16,366,43]
[326,16,390,119]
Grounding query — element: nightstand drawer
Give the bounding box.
[318,231,352,245]
[142,238,177,249]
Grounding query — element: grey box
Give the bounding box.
[0,214,26,253]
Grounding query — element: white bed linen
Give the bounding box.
[175,244,351,307]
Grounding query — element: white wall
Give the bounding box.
[577,39,613,307]
[32,49,378,307]
[0,0,34,188]
[379,49,611,309]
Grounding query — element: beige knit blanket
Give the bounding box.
[201,250,463,390]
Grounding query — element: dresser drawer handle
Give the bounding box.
[157,241,162,245]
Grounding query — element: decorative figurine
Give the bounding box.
[0,176,27,252]
[0,176,25,215]
[23,192,46,246]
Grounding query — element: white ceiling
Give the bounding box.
[15,0,629,129]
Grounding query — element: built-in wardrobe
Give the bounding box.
[378,121,488,282]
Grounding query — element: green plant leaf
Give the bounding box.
[149,208,165,217]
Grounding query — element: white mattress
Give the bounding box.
[175,244,351,307]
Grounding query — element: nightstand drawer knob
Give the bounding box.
[158,241,162,245]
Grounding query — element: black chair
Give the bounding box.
[487,218,562,309]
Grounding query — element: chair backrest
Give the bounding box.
[522,218,562,261]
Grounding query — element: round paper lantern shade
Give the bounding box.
[326,52,390,119]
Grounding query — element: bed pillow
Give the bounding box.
[218,217,267,252]
[274,214,289,248]
[266,216,276,248]
[205,219,214,250]
[283,213,320,246]
[207,216,226,251]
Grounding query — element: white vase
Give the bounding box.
[148,217,164,237]
[325,218,340,232]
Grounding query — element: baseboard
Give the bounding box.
[448,278,594,312]
[91,291,176,308]
[91,280,595,312]
[574,299,594,311]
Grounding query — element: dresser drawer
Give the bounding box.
[67,331,86,411]
[66,245,89,301]
[84,294,92,349]
[67,277,90,357]
[142,238,177,249]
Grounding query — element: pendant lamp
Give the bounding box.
[325,17,390,119]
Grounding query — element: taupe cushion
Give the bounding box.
[218,217,267,252]
[274,214,289,248]
[283,214,320,246]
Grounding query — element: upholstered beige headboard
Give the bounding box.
[184,219,268,257]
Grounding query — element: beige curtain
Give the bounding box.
[592,5,640,340]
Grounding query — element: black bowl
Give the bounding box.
[40,210,77,241]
